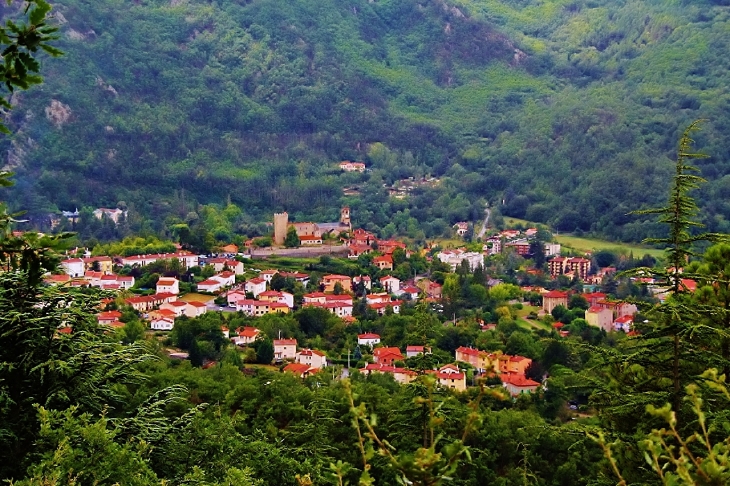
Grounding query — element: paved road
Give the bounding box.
[477,205,491,239]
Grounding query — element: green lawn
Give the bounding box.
[514,304,551,331]
[555,235,665,260]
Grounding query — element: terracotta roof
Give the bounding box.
[237,327,260,338]
[298,349,327,357]
[543,290,569,298]
[274,338,297,346]
[501,373,540,387]
[283,363,311,375]
[187,301,207,308]
[358,333,380,339]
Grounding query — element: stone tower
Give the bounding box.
[273,212,289,246]
[340,206,351,227]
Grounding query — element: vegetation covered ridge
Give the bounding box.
[2,0,730,242]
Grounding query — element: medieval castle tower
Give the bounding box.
[273,212,289,246]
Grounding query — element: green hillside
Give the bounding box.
[4,0,730,242]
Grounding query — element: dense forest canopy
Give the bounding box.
[3,0,730,241]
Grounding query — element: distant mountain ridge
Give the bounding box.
[4,0,730,241]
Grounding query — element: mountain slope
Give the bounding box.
[4,0,730,241]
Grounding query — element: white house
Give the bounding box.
[197,279,223,293]
[259,269,279,283]
[296,349,328,369]
[156,277,180,295]
[436,249,484,271]
[274,338,297,360]
[61,258,85,278]
[150,316,174,331]
[245,277,267,298]
[233,326,260,345]
[160,300,188,317]
[353,275,372,291]
[380,276,401,295]
[206,258,244,275]
[357,333,381,347]
[212,271,236,288]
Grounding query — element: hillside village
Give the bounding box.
[42,212,678,398]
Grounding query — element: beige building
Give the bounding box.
[586,305,615,332]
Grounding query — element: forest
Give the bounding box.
[1,0,730,242]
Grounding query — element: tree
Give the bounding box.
[253,337,274,364]
[0,272,154,479]
[284,227,300,248]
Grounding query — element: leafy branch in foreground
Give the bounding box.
[0,0,62,133]
[592,368,730,486]
[340,377,483,486]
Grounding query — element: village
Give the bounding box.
[44,205,682,399]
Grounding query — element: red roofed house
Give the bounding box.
[197,279,223,293]
[233,327,260,346]
[373,347,404,365]
[207,258,244,275]
[160,300,189,317]
[296,349,328,369]
[283,362,313,378]
[502,355,532,375]
[258,290,294,309]
[358,333,381,346]
[501,372,540,397]
[348,244,372,259]
[274,338,297,360]
[373,255,393,271]
[353,275,372,290]
[322,274,352,293]
[212,271,236,288]
[340,161,366,172]
[156,277,180,295]
[586,305,613,332]
[542,290,568,313]
[380,275,401,295]
[97,311,122,324]
[432,364,467,391]
[582,292,607,306]
[151,316,174,331]
[401,285,420,300]
[370,300,402,315]
[300,235,323,245]
[406,345,430,358]
[259,269,279,283]
[614,315,633,332]
[227,290,247,306]
[360,363,417,384]
[351,228,376,246]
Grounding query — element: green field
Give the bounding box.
[555,235,666,260]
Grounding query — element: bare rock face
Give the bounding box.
[66,28,86,40]
[45,100,72,127]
